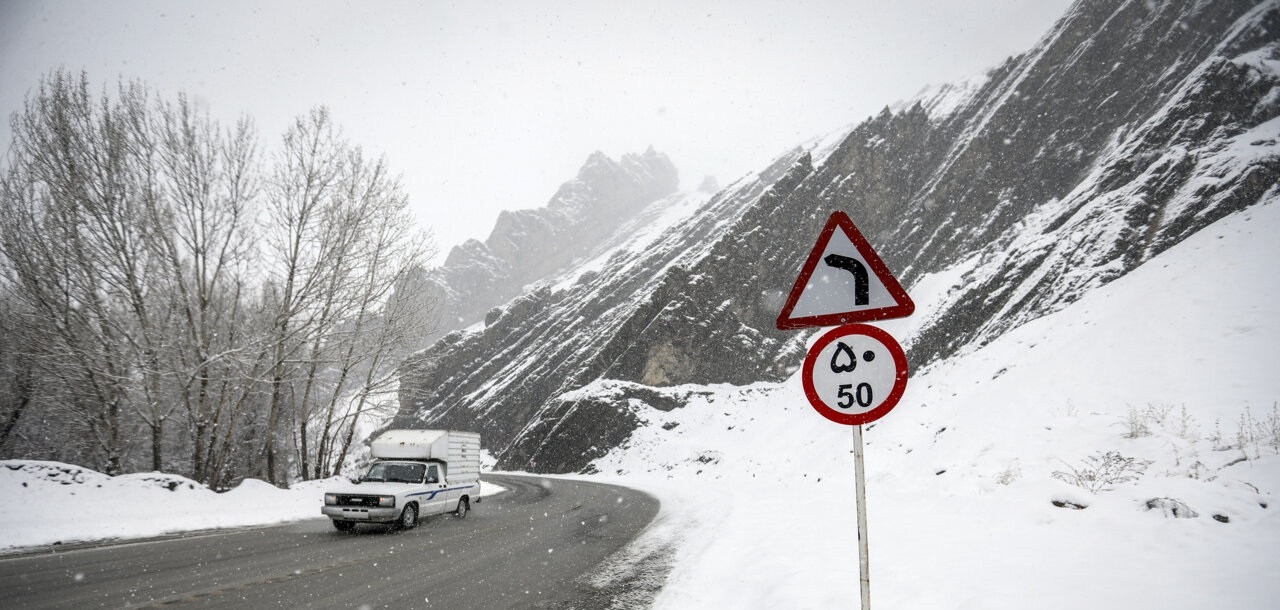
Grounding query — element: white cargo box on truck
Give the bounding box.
[322,429,482,531]
[371,429,481,482]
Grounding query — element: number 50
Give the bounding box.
[837,383,873,409]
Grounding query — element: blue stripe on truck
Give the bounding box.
[406,484,475,500]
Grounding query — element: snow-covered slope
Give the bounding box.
[900,0,1280,364]
[397,0,1280,473]
[583,198,1280,609]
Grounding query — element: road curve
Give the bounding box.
[0,473,660,609]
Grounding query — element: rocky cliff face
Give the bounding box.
[416,148,679,346]
[884,0,1280,364]
[397,0,1280,473]
[395,141,839,465]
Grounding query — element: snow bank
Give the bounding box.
[0,461,321,550]
[585,199,1280,609]
[0,462,506,551]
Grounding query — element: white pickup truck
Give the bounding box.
[322,429,481,531]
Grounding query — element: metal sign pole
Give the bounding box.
[776,211,914,610]
[852,424,871,609]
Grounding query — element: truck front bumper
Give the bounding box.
[322,505,399,523]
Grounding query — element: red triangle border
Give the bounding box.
[775,211,915,330]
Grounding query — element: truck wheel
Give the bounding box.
[454,497,470,518]
[398,504,418,530]
[332,520,356,532]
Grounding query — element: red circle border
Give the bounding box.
[801,324,909,426]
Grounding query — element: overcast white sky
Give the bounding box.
[1,0,1072,263]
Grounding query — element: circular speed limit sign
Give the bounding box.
[802,323,909,426]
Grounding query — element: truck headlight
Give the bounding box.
[325,494,338,505]
[378,495,395,508]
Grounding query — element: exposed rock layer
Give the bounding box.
[398,0,1280,473]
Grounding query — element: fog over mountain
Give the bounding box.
[411,148,679,347]
[395,0,1279,473]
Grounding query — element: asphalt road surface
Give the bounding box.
[0,474,660,609]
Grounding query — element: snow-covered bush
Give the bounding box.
[1052,451,1152,493]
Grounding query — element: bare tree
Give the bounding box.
[257,107,349,484]
[145,94,262,483]
[317,263,436,478]
[0,292,36,450]
[0,71,156,473]
[259,107,433,483]
[2,74,436,485]
[0,71,263,478]
[295,149,435,479]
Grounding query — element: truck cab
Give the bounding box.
[322,430,480,531]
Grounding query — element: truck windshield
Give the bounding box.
[362,462,425,484]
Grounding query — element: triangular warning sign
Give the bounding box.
[775,211,914,330]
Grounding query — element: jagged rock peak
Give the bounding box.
[697,175,720,193]
[423,148,682,349]
[549,148,679,215]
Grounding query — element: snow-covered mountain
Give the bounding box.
[396,0,1279,474]
[395,141,846,470]
[412,148,679,347]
